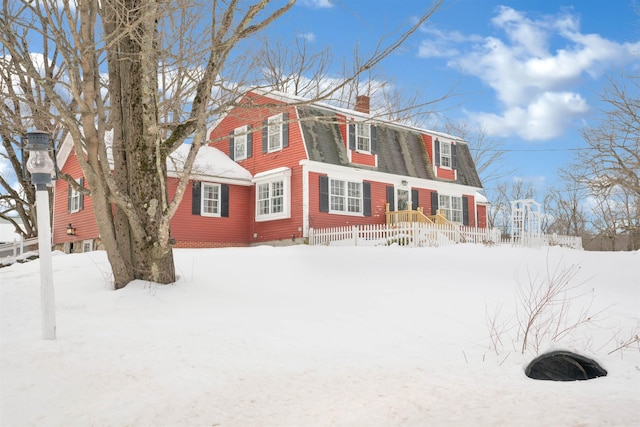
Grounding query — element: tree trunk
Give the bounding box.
[105,0,176,285]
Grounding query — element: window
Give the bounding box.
[192,182,229,217]
[330,178,362,214]
[82,240,93,253]
[440,141,452,168]
[68,178,84,213]
[439,194,462,223]
[348,122,377,154]
[267,114,284,152]
[201,183,221,216]
[234,125,247,161]
[356,122,370,152]
[254,168,291,221]
[258,180,284,215]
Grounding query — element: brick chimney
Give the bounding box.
[355,95,370,114]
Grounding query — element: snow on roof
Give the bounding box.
[167,144,252,182]
[248,88,467,143]
[475,191,489,204]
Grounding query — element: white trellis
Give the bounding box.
[511,199,542,246]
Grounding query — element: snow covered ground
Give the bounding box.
[1,244,639,426]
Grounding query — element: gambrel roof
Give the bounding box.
[297,104,482,188]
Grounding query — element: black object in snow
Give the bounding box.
[525,350,608,381]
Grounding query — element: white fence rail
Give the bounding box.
[0,237,39,259]
[309,223,582,249]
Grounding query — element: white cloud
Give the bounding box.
[298,32,316,42]
[300,0,334,8]
[420,6,640,141]
[470,91,589,141]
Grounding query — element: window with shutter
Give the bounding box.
[438,194,463,223]
[264,113,288,153]
[201,183,221,217]
[233,125,248,161]
[326,177,364,215]
[349,122,373,153]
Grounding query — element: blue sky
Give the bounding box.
[277,0,640,195]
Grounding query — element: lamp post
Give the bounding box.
[22,131,57,340]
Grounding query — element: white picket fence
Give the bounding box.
[309,223,502,247]
[308,223,582,249]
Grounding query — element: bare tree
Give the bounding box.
[1,0,444,288]
[490,179,536,236]
[257,38,454,127]
[543,169,589,236]
[440,122,511,189]
[0,44,76,239]
[575,72,640,250]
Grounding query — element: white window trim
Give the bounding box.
[267,113,284,153]
[329,177,364,217]
[355,122,371,153]
[234,125,248,161]
[440,140,452,169]
[439,194,463,223]
[69,178,82,213]
[253,168,291,222]
[82,239,93,253]
[201,182,222,217]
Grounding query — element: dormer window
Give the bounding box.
[348,122,377,154]
[434,138,457,169]
[356,122,370,152]
[440,140,452,168]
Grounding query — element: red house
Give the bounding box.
[52,90,487,252]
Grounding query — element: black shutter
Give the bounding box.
[262,120,268,153]
[348,123,356,150]
[282,112,289,148]
[78,178,84,210]
[462,195,469,226]
[451,143,457,169]
[370,125,377,154]
[431,191,439,215]
[411,189,419,210]
[67,183,72,212]
[386,185,395,211]
[229,130,235,160]
[363,182,371,216]
[434,139,441,166]
[221,184,229,218]
[319,176,329,212]
[247,124,253,158]
[192,181,201,215]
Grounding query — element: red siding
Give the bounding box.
[422,134,433,164]
[351,150,376,167]
[168,178,251,245]
[437,167,456,180]
[464,194,476,227]
[308,172,387,229]
[477,204,487,228]
[53,150,100,245]
[249,164,305,244]
[208,93,307,244]
[53,148,255,247]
